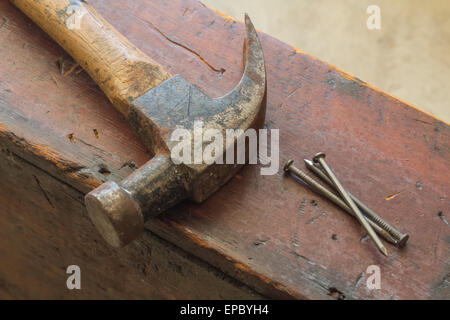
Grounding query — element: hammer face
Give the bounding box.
[85,181,144,248]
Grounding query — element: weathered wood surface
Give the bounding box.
[0,0,448,299]
[0,145,261,299]
[11,0,171,116]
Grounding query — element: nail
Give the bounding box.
[284,160,398,245]
[312,153,388,256]
[304,159,409,247]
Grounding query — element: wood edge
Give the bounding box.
[0,123,101,191]
[200,2,240,23]
[200,3,449,126]
[0,123,297,298]
[322,61,450,126]
[148,218,304,299]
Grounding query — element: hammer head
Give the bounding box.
[85,15,267,247]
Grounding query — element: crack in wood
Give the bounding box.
[137,16,226,74]
[0,14,9,32]
[354,272,365,289]
[76,137,113,157]
[33,175,54,208]
[8,149,86,196]
[306,212,326,225]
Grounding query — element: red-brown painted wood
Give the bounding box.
[0,0,448,299]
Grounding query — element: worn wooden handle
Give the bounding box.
[11,0,171,116]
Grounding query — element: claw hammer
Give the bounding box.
[10,0,267,247]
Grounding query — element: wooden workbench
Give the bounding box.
[0,0,448,299]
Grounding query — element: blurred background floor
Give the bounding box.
[202,0,450,122]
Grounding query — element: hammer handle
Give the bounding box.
[11,0,171,116]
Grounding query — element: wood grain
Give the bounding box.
[0,0,449,299]
[10,0,170,116]
[0,140,261,299]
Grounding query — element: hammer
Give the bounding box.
[11,0,267,247]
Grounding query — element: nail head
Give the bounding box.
[313,152,326,163]
[283,159,294,172]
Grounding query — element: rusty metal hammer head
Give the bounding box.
[85,15,267,247]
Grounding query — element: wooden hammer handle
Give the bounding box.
[11,0,171,116]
